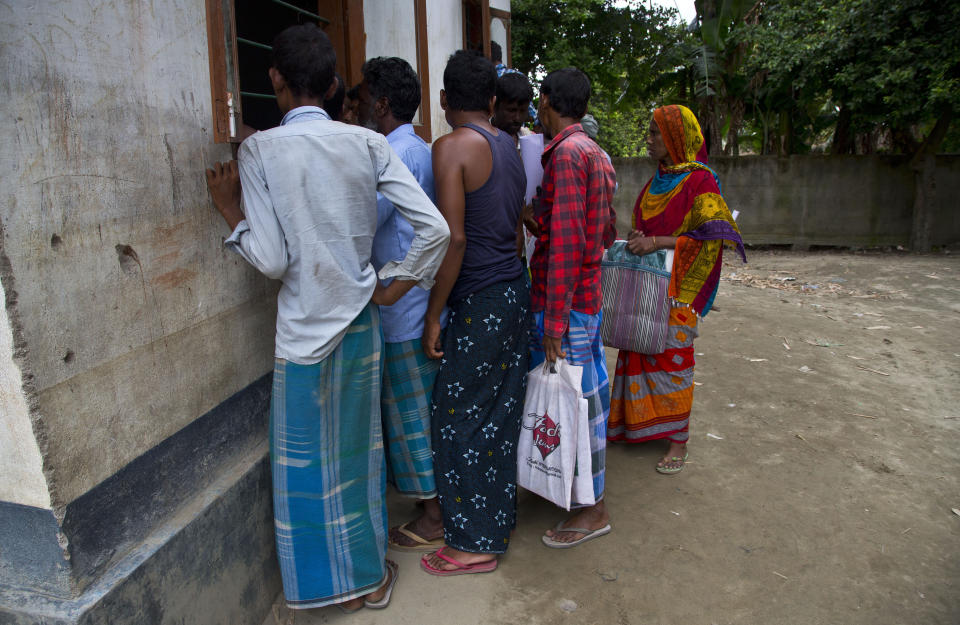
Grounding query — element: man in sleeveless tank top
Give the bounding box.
[529,68,618,549]
[419,50,531,576]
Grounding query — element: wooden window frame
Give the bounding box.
[462,0,491,58]
[205,0,242,143]
[411,0,432,142]
[205,0,364,144]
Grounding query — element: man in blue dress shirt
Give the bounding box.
[357,56,447,552]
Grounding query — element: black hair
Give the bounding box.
[271,23,337,99]
[540,67,591,119]
[490,41,503,64]
[361,56,422,123]
[323,72,345,121]
[346,85,360,101]
[496,72,533,105]
[443,50,497,112]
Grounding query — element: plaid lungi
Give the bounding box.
[382,338,439,498]
[270,304,388,609]
[529,309,610,505]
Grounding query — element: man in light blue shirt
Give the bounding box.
[357,56,447,553]
[205,25,448,613]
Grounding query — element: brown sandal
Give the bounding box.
[387,521,445,552]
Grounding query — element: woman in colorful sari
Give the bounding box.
[607,104,745,474]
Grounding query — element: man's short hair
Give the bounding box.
[361,57,422,123]
[541,68,591,119]
[346,85,360,101]
[271,24,337,99]
[443,50,497,112]
[496,72,533,106]
[490,41,503,64]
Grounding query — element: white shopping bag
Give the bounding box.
[517,359,584,511]
[570,394,595,507]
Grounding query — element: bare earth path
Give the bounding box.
[266,250,960,625]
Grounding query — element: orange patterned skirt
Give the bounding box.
[607,306,699,443]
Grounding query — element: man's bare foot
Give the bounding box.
[389,497,443,547]
[422,546,495,572]
[338,596,364,612]
[656,441,688,473]
[543,500,609,544]
[364,560,396,603]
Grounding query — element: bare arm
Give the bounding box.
[626,230,678,255]
[422,135,468,359]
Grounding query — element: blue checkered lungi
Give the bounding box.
[529,309,610,505]
[270,304,388,609]
[382,338,439,497]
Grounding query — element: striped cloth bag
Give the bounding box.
[599,241,672,354]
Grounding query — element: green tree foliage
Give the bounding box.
[742,0,960,155]
[743,0,960,249]
[511,0,687,157]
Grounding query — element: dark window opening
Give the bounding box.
[235,0,330,131]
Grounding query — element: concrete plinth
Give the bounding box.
[0,446,279,625]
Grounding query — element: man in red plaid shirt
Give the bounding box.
[528,67,618,548]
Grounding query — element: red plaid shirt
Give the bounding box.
[530,124,617,337]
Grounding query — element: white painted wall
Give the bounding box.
[364,0,512,142]
[424,0,462,140]
[365,0,420,68]
[0,280,50,509]
[364,0,425,127]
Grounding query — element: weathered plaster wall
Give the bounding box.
[364,0,419,71]
[611,155,960,247]
[0,279,48,509]
[0,1,277,508]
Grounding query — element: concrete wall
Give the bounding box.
[610,155,960,247]
[0,0,278,615]
[0,1,277,510]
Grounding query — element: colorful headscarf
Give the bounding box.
[634,105,746,316]
[653,105,709,168]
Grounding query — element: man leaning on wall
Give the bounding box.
[204,24,450,613]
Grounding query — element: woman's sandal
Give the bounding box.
[656,451,689,475]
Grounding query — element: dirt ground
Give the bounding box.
[265,250,960,625]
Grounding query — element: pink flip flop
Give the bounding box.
[420,547,498,576]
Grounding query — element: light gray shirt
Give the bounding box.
[226,106,450,364]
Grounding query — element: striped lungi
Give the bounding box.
[529,309,610,505]
[270,304,388,609]
[608,305,699,443]
[382,338,439,498]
